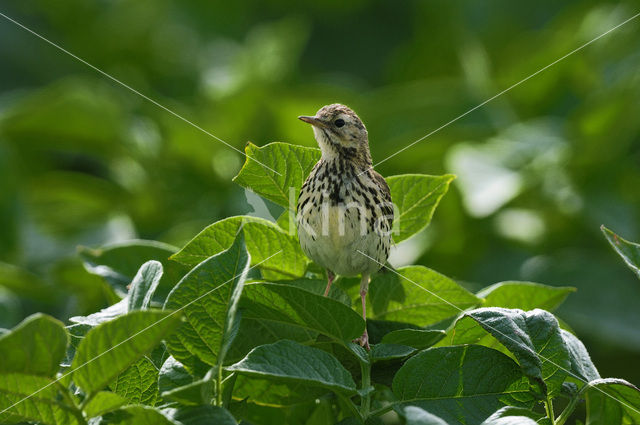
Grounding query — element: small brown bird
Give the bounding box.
[296,104,393,349]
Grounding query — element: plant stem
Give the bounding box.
[545,394,556,425]
[555,395,580,425]
[369,403,395,417]
[78,391,95,412]
[337,393,363,423]
[55,383,88,425]
[360,361,371,418]
[216,364,223,406]
[221,373,237,408]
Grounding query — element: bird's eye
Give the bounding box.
[334,118,345,128]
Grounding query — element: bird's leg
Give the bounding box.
[356,273,370,350]
[323,270,335,297]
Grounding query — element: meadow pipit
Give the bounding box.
[296,104,394,349]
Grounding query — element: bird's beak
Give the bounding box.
[298,115,328,128]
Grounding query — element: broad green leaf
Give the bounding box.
[387,174,455,242]
[365,319,421,344]
[164,234,250,371]
[161,378,213,405]
[462,308,571,396]
[0,313,68,376]
[401,406,449,425]
[478,281,575,311]
[447,315,506,353]
[171,216,308,278]
[166,405,238,425]
[69,299,128,327]
[72,310,182,394]
[79,240,187,299]
[392,345,533,425]
[0,372,80,425]
[158,356,192,395]
[232,142,321,207]
[560,329,600,383]
[370,343,416,362]
[276,209,294,233]
[240,282,365,342]
[277,277,352,306]
[585,378,640,425]
[104,405,178,425]
[232,375,327,407]
[381,329,446,349]
[226,314,317,364]
[110,356,159,405]
[83,391,127,418]
[128,260,163,311]
[227,340,357,394]
[158,356,213,406]
[305,400,335,425]
[369,266,481,326]
[602,225,640,280]
[480,407,542,425]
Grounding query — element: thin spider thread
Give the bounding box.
[356,249,640,416]
[0,250,282,416]
[0,11,282,177]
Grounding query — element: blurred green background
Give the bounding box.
[1,0,639,389]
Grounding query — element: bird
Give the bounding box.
[296,103,394,349]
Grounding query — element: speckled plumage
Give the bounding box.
[296,104,393,348]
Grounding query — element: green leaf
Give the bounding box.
[158,356,213,406]
[158,356,192,394]
[602,225,640,280]
[461,308,571,396]
[560,329,600,383]
[69,299,128,327]
[0,372,80,425]
[401,406,450,425]
[381,329,446,349]
[104,405,178,425]
[0,313,68,376]
[370,343,416,362]
[164,234,250,371]
[585,378,640,425]
[232,375,327,407]
[161,378,212,405]
[232,142,321,207]
[369,266,480,326]
[387,174,455,242]
[447,315,506,354]
[240,282,365,342]
[167,405,238,425]
[71,310,182,395]
[171,216,307,278]
[225,315,316,365]
[110,356,159,405]
[227,340,357,395]
[128,261,163,311]
[478,281,575,311]
[83,391,127,418]
[480,407,542,424]
[392,345,533,425]
[276,209,294,232]
[79,239,187,299]
[276,277,352,306]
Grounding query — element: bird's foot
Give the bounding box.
[353,329,370,350]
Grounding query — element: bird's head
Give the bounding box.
[299,103,371,164]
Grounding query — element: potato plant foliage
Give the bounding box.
[1,142,639,425]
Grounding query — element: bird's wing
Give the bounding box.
[372,170,394,226]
